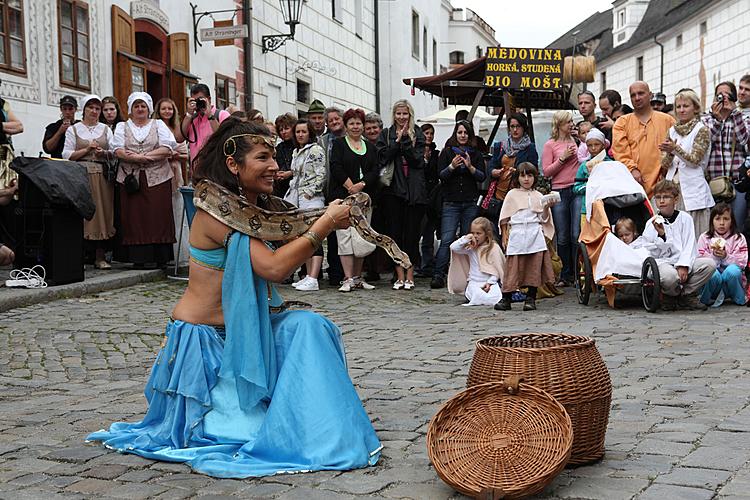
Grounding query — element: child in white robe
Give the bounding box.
[640,180,715,310]
[448,217,504,306]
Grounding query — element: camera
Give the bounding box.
[716,94,724,103]
[195,97,208,113]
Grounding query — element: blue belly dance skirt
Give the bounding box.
[87,233,381,478]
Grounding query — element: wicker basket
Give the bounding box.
[467,334,611,465]
[427,376,572,499]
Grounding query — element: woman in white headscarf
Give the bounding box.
[112,92,178,268]
[62,94,115,269]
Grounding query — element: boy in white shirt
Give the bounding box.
[641,180,715,310]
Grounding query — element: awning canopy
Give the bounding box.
[403,57,576,111]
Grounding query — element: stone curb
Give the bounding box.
[0,269,166,313]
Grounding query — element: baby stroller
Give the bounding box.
[575,161,661,311]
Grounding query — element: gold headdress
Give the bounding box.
[223,134,276,157]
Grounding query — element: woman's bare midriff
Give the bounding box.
[171,262,225,326]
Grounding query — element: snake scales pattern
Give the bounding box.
[193,180,412,269]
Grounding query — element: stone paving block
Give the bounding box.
[655,467,731,490]
[632,439,695,457]
[682,446,750,470]
[64,477,117,495]
[636,484,714,500]
[115,469,162,482]
[153,472,213,490]
[104,482,169,499]
[718,477,750,496]
[382,481,457,499]
[43,445,108,463]
[148,462,191,473]
[319,470,395,495]
[552,476,650,499]
[276,486,363,500]
[81,463,130,479]
[240,482,292,498]
[193,479,248,496]
[7,472,47,487]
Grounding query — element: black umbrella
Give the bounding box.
[11,156,95,220]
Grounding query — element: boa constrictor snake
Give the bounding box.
[193,179,412,269]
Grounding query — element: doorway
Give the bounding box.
[134,20,167,102]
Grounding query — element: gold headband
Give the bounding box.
[223,134,276,157]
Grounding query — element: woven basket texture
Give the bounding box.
[467,333,612,465]
[427,380,573,498]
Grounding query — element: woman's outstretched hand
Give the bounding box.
[324,200,351,230]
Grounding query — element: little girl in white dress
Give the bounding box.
[448,217,505,306]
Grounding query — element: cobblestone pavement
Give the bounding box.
[1,278,750,499]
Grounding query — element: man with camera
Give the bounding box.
[181,83,231,162]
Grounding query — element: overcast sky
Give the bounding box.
[451,0,614,47]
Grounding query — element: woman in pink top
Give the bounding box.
[542,110,580,286]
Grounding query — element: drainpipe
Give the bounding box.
[653,34,664,92]
[243,0,254,110]
[373,0,380,114]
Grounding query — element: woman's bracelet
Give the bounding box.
[325,213,337,228]
[301,229,322,251]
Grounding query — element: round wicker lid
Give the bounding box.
[427,377,573,499]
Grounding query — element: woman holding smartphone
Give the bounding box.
[430,120,486,289]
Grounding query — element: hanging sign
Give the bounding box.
[484,47,563,90]
[201,21,249,46]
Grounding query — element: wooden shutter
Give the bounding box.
[169,33,190,72]
[168,32,191,115]
[111,5,135,109]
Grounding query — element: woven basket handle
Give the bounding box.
[478,487,506,499]
[502,375,524,395]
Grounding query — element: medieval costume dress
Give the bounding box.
[113,114,177,266]
[62,121,116,241]
[87,182,382,478]
[499,188,556,293]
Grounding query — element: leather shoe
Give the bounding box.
[494,299,512,311]
[430,276,445,289]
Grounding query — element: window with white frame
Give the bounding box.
[0,0,25,74]
[617,9,625,28]
[59,0,90,89]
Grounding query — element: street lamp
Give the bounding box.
[262,0,303,53]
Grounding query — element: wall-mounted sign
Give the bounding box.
[211,20,235,47]
[200,24,249,43]
[484,47,563,90]
[131,1,169,32]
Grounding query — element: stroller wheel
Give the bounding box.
[641,257,661,312]
[575,242,593,305]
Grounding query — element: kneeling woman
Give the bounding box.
[87,120,381,478]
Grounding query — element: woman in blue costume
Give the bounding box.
[87,119,382,478]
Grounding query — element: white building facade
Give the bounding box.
[251,0,377,120]
[1,0,379,156]
[2,0,499,156]
[377,1,499,121]
[551,0,750,113]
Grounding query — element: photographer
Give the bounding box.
[43,95,78,159]
[181,84,230,162]
[703,81,750,232]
